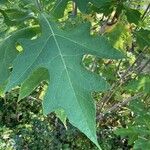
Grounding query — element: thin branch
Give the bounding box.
[134,3,150,31]
[35,0,43,11]
[121,53,143,80]
[116,59,122,76]
[91,57,97,72]
[28,96,41,102]
[98,53,143,111]
[141,3,150,20]
[97,93,144,121]
[99,15,111,34]
[137,58,150,72]
[104,55,149,107]
[133,58,150,79]
[72,1,77,17]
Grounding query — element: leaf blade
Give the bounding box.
[5,13,124,149]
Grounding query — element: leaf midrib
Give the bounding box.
[43,14,77,100]
[0,26,34,70]
[6,32,53,89]
[42,14,94,134]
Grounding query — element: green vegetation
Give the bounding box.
[0,0,150,149]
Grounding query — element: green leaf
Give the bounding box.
[106,22,132,50]
[0,0,7,5]
[115,98,150,147]
[129,99,150,128]
[0,27,37,85]
[74,0,91,12]
[51,0,90,18]
[125,8,141,25]
[19,68,49,100]
[124,75,150,93]
[75,0,113,13]
[51,0,69,19]
[115,126,150,145]
[135,28,150,49]
[90,0,114,16]
[134,138,150,150]
[114,127,138,144]
[5,13,124,148]
[55,109,67,128]
[129,99,147,116]
[51,0,113,18]
[135,114,150,129]
[0,81,7,96]
[0,8,34,26]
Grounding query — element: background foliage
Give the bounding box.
[0,0,150,149]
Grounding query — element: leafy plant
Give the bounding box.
[114,98,150,150]
[0,0,150,149]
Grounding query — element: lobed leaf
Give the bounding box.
[5,13,124,148]
[0,27,37,85]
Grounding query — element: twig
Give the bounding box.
[134,3,150,30]
[99,15,111,34]
[137,58,150,72]
[133,58,150,79]
[35,0,43,11]
[72,1,77,17]
[105,56,149,105]
[97,93,143,120]
[91,57,97,72]
[96,3,150,120]
[28,96,41,102]
[98,53,143,111]
[141,3,150,20]
[121,53,143,79]
[116,59,122,76]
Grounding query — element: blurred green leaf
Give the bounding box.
[125,8,141,25]
[55,109,67,128]
[134,138,150,150]
[135,28,150,49]
[124,75,150,93]
[0,27,37,85]
[19,68,49,100]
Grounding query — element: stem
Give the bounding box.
[98,53,143,109]
[72,1,77,17]
[141,3,150,20]
[28,96,41,102]
[97,93,143,120]
[121,53,143,79]
[99,15,111,34]
[36,0,43,11]
[116,59,122,75]
[137,59,150,72]
[134,58,150,79]
[134,3,150,31]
